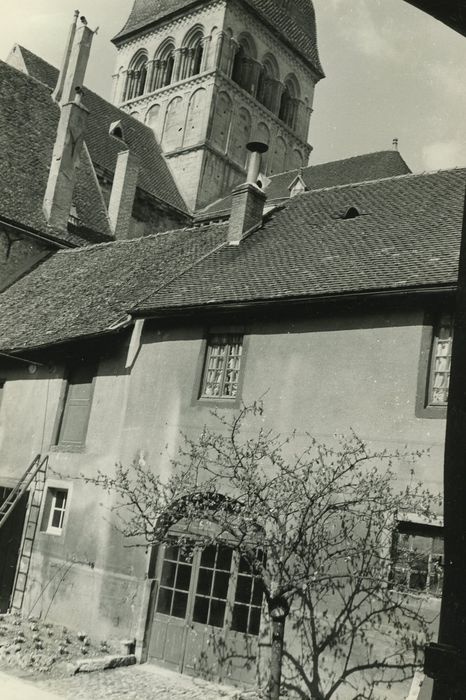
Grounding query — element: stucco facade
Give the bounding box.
[0,300,445,695]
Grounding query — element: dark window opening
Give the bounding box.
[342,207,360,219]
[156,545,194,619]
[192,544,233,628]
[231,552,264,635]
[391,522,443,597]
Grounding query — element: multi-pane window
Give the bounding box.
[41,487,69,535]
[192,545,233,628]
[429,314,454,406]
[156,545,193,619]
[391,523,444,597]
[231,554,264,636]
[201,335,243,399]
[56,363,96,447]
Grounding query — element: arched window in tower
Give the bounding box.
[152,40,176,91]
[181,27,205,80]
[124,51,148,101]
[257,55,279,114]
[231,35,257,95]
[279,75,301,131]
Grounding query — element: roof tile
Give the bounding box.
[0,60,112,245]
[1,168,464,354]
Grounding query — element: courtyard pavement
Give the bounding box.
[0,663,251,700]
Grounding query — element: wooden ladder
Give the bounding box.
[2,455,49,612]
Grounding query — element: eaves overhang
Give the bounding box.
[130,282,458,321]
[403,0,466,37]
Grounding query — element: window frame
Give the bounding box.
[52,362,97,451]
[415,309,454,419]
[390,521,444,598]
[427,312,454,408]
[193,330,248,407]
[154,540,264,636]
[40,482,72,537]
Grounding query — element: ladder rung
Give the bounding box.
[0,455,48,530]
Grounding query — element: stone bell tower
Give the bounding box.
[112,0,324,211]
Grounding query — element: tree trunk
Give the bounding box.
[269,616,285,700]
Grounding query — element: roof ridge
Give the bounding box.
[267,149,405,183]
[295,165,466,197]
[54,222,229,255]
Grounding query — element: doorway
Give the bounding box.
[0,487,28,613]
[147,542,263,686]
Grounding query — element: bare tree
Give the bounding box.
[86,403,441,700]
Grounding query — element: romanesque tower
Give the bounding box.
[112,1,324,211]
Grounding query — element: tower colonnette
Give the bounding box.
[112,0,324,210]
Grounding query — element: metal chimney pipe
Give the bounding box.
[246,141,269,184]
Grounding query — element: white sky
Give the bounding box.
[1,0,466,173]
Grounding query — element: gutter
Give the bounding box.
[0,215,73,249]
[130,283,458,319]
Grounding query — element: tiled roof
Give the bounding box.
[0,61,112,246]
[0,226,226,353]
[13,47,189,216]
[113,0,324,74]
[0,168,464,354]
[201,151,412,217]
[15,45,59,90]
[137,168,465,311]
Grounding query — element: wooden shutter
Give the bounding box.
[57,364,96,447]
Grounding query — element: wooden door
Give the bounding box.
[148,542,262,686]
[0,488,28,613]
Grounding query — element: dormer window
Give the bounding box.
[342,207,360,220]
[288,173,307,198]
[109,120,125,142]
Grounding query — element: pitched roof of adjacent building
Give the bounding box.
[199,151,411,218]
[113,0,324,75]
[0,226,226,353]
[0,60,112,246]
[136,168,464,312]
[0,167,463,354]
[10,46,189,217]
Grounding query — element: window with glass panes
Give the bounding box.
[201,335,243,399]
[429,314,453,406]
[192,545,233,628]
[391,523,444,597]
[156,545,194,618]
[41,487,69,534]
[231,554,264,635]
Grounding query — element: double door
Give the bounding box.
[148,542,263,686]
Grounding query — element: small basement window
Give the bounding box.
[41,487,69,535]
